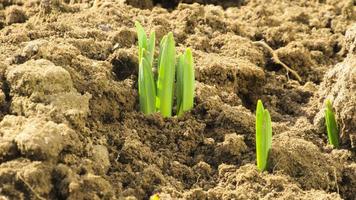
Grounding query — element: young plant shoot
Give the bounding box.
[156,32,176,117]
[255,100,272,172]
[325,99,339,148]
[135,21,156,114]
[135,21,155,65]
[176,48,195,116]
[135,22,194,117]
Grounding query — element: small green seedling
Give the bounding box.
[176,48,195,116]
[135,21,195,117]
[135,21,156,114]
[156,32,176,117]
[325,99,339,148]
[255,100,272,172]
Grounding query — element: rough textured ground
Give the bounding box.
[0,0,355,199]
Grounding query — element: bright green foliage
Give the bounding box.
[135,21,195,117]
[255,100,272,172]
[138,57,156,114]
[135,22,156,114]
[176,48,195,116]
[135,21,155,65]
[325,100,339,148]
[156,32,176,117]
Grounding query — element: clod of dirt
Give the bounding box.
[341,163,356,199]
[270,133,341,191]
[195,82,242,106]
[110,48,138,81]
[54,164,115,199]
[275,42,320,82]
[125,0,154,9]
[110,27,136,49]
[34,42,81,67]
[5,6,27,25]
[192,161,212,179]
[0,116,21,163]
[46,92,92,129]
[0,115,80,161]
[195,52,265,95]
[75,173,114,199]
[345,24,356,55]
[6,59,74,97]
[21,39,48,59]
[0,159,52,199]
[119,131,156,163]
[68,38,113,61]
[210,34,266,67]
[38,0,80,15]
[14,119,77,160]
[215,133,247,161]
[197,95,255,135]
[91,145,111,175]
[6,59,92,129]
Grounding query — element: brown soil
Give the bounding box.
[0,0,355,199]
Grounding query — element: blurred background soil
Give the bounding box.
[0,0,355,199]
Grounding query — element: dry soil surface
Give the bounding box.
[0,0,355,199]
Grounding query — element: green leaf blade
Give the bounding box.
[177,48,195,116]
[325,100,339,148]
[135,21,148,61]
[255,100,272,172]
[256,100,264,171]
[182,48,195,115]
[138,55,145,113]
[147,31,155,67]
[262,109,272,170]
[156,32,176,117]
[176,54,184,116]
[139,57,156,114]
[135,21,157,115]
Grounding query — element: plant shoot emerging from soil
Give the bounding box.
[135,21,156,114]
[256,100,272,172]
[135,21,195,117]
[176,48,195,116]
[156,32,176,117]
[325,99,339,148]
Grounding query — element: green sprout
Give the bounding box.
[135,21,156,114]
[135,21,195,117]
[255,100,272,172]
[156,32,176,117]
[176,48,195,116]
[325,99,339,148]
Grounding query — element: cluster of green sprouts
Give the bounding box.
[255,99,340,172]
[136,21,195,117]
[136,22,340,172]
